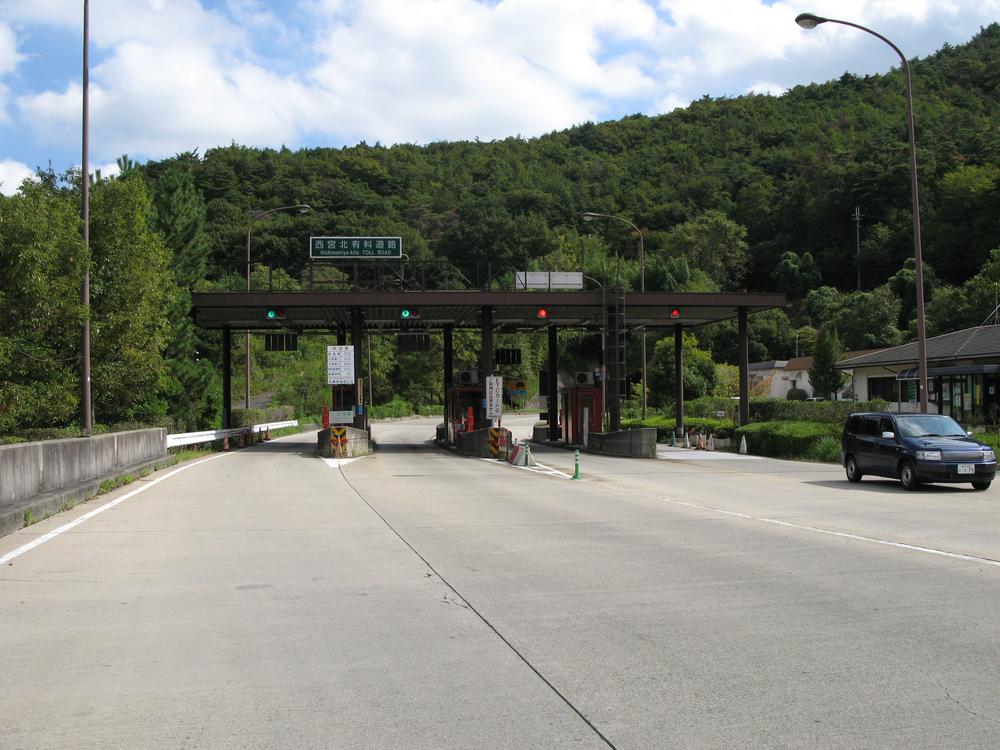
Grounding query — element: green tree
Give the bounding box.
[832,287,903,351]
[661,210,749,290]
[88,173,174,425]
[0,174,86,432]
[648,332,717,406]
[773,251,821,299]
[809,324,844,399]
[148,153,219,429]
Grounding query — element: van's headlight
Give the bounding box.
[984,449,996,462]
[916,450,942,461]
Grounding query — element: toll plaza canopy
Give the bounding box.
[191,290,785,331]
[193,288,785,436]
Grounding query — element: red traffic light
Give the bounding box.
[670,308,681,319]
[536,307,548,319]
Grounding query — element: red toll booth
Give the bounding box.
[562,385,603,445]
[446,384,484,443]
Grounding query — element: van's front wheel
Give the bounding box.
[845,455,862,483]
[899,460,921,491]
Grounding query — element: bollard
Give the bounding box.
[739,435,748,455]
[265,427,271,441]
[573,449,581,480]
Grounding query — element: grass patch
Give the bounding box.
[23,509,36,527]
[806,436,842,463]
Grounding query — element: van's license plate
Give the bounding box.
[958,464,975,474]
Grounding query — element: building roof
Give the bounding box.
[784,356,813,371]
[835,326,1000,369]
[748,360,788,372]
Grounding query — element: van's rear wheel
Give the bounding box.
[899,460,921,491]
[845,455,862,483]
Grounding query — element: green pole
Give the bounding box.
[573,449,581,480]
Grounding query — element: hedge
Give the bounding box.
[622,416,734,441]
[681,397,891,425]
[734,420,842,459]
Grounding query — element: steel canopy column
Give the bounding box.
[738,306,750,426]
[351,307,365,430]
[675,323,684,437]
[480,306,494,425]
[480,306,494,376]
[443,324,454,426]
[548,324,559,441]
[222,326,232,429]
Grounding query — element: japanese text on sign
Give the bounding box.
[327,345,355,385]
[310,236,403,259]
[486,376,503,419]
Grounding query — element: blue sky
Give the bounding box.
[1,0,998,194]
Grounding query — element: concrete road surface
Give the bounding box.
[3,415,1000,749]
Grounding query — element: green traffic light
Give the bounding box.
[401,309,411,319]
[267,309,277,320]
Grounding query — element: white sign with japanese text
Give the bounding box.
[327,346,355,385]
[486,376,503,419]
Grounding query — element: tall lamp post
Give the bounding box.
[583,212,648,419]
[245,204,311,411]
[796,12,928,412]
[81,0,92,434]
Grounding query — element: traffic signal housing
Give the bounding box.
[266,308,286,320]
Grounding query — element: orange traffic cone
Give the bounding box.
[237,431,244,448]
[222,435,229,451]
[265,428,271,441]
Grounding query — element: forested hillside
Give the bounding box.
[3,24,999,435]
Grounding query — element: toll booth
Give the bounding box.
[562,385,603,446]
[446,384,485,444]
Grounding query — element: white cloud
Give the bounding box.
[0,159,35,195]
[4,0,1000,166]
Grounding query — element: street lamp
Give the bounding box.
[244,203,311,411]
[583,211,648,419]
[795,12,928,412]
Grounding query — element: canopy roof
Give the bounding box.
[191,290,786,332]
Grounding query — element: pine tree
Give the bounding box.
[809,324,844,399]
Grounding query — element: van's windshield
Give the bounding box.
[895,414,967,438]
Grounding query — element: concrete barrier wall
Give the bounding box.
[587,428,657,458]
[456,427,511,458]
[316,427,370,457]
[0,429,169,537]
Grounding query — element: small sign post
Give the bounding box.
[486,375,503,424]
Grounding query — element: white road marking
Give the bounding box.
[0,453,230,566]
[321,457,366,469]
[662,496,1000,568]
[479,457,573,479]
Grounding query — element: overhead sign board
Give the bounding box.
[514,271,583,290]
[327,345,355,385]
[486,375,503,419]
[310,236,403,259]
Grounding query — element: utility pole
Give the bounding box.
[852,206,862,291]
[81,0,92,435]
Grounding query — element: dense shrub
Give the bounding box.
[369,396,414,419]
[623,415,734,441]
[734,420,841,458]
[748,398,889,425]
[806,436,843,463]
[787,387,808,401]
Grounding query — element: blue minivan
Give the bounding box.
[841,412,997,491]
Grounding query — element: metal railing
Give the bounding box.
[166,420,299,449]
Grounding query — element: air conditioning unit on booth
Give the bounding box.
[575,371,595,386]
[459,369,480,385]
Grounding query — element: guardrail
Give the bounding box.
[166,420,299,449]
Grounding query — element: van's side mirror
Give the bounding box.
[967,431,974,437]
[881,431,895,440]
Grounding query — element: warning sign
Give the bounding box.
[486,376,503,419]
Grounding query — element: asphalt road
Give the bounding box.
[3,415,1000,749]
